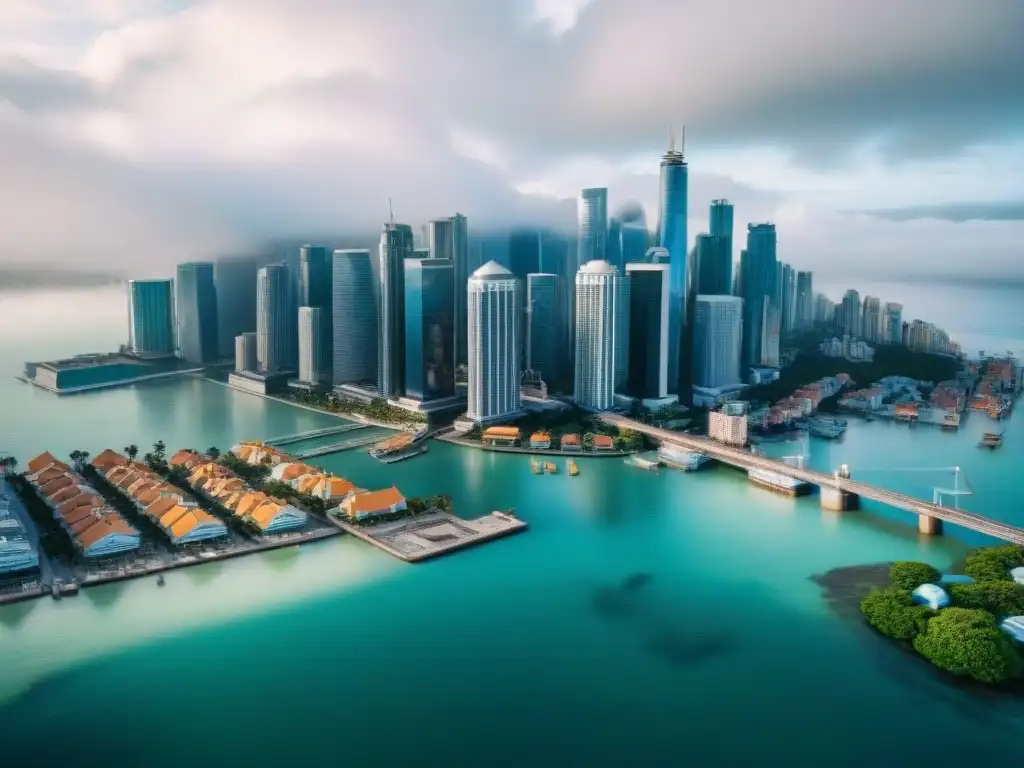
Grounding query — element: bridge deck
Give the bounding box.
[293,434,382,459]
[601,414,1024,545]
[265,423,370,446]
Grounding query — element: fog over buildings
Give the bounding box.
[1,0,1023,281]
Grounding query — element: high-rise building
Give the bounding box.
[573,260,621,411]
[538,230,575,382]
[620,222,649,265]
[761,303,781,368]
[577,188,608,268]
[884,302,903,344]
[709,199,734,265]
[451,214,469,367]
[297,306,324,385]
[612,200,649,266]
[175,262,219,363]
[740,224,777,368]
[428,217,454,261]
[404,258,455,403]
[795,271,814,331]
[298,245,332,380]
[625,263,670,401]
[815,293,835,328]
[693,296,743,390]
[332,249,377,386]
[467,262,520,422]
[658,128,689,396]
[841,290,861,336]
[234,332,256,373]
[778,263,796,335]
[378,219,414,398]
[607,216,623,272]
[214,256,258,358]
[694,233,731,295]
[526,273,562,388]
[862,296,882,343]
[256,264,295,373]
[127,279,175,356]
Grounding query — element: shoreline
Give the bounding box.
[435,433,629,457]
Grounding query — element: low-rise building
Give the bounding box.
[560,433,581,451]
[340,487,407,522]
[183,460,307,534]
[708,410,748,446]
[482,426,520,446]
[592,435,616,451]
[270,461,356,505]
[529,432,551,449]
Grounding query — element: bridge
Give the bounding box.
[601,413,1024,545]
[264,423,372,447]
[293,434,383,459]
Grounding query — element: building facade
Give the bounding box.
[451,214,470,367]
[127,279,175,356]
[234,332,257,373]
[175,262,219,363]
[693,296,743,390]
[658,129,689,396]
[740,223,777,368]
[862,296,882,343]
[841,289,861,337]
[709,199,734,266]
[577,188,608,268]
[573,260,621,411]
[297,306,324,384]
[467,262,521,422]
[778,262,796,335]
[526,273,562,389]
[625,263,670,400]
[884,302,903,344]
[795,271,814,331]
[332,249,377,386]
[695,233,731,295]
[256,264,295,373]
[428,217,454,261]
[298,245,332,380]
[404,258,455,402]
[214,256,258,358]
[378,220,415,398]
[708,410,748,446]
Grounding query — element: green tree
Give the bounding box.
[889,561,941,591]
[430,494,452,512]
[152,440,167,460]
[912,607,1023,684]
[69,450,90,471]
[406,497,427,515]
[207,446,221,460]
[963,545,1024,583]
[0,456,17,476]
[860,587,933,641]
[124,444,139,462]
[949,581,1024,618]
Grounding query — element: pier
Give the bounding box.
[600,414,1024,545]
[263,423,372,447]
[293,434,385,459]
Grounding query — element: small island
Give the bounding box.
[859,547,1024,685]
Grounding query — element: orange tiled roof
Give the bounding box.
[91,449,127,470]
[530,432,551,441]
[40,475,75,498]
[346,486,404,513]
[483,426,520,438]
[561,434,580,445]
[327,477,354,498]
[593,435,614,448]
[77,515,136,548]
[26,452,64,475]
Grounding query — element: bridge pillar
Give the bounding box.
[918,514,943,536]
[821,464,860,511]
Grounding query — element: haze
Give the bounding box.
[1,0,1022,280]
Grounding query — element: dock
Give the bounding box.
[293,434,385,459]
[326,511,527,563]
[264,423,373,447]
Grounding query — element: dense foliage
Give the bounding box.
[912,608,1023,684]
[949,581,1024,618]
[889,561,942,592]
[288,390,427,425]
[860,588,933,641]
[963,545,1024,583]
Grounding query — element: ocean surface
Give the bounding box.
[2,283,1024,766]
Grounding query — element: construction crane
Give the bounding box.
[852,466,973,508]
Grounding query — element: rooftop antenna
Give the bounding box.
[388,197,395,225]
[680,124,686,160]
[667,123,675,153]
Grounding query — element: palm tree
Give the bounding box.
[207,446,221,460]
[153,440,166,459]
[124,444,139,462]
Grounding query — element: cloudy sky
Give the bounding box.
[1,0,1022,280]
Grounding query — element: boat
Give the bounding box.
[979,431,1003,449]
[657,445,710,471]
[530,458,542,474]
[807,416,847,439]
[567,459,579,476]
[544,461,558,474]
[625,454,661,471]
[51,578,62,599]
[747,468,812,497]
[157,574,166,586]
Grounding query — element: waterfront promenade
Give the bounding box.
[436,433,627,457]
[601,413,1024,545]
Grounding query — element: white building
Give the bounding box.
[234,332,257,373]
[297,306,323,384]
[467,261,521,422]
[693,295,743,392]
[708,410,748,446]
[574,260,621,411]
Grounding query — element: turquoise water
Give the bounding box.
[2,285,1024,765]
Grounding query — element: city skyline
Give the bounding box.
[1,2,1022,284]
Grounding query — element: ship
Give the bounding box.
[368,433,415,459]
[807,416,847,439]
[530,458,542,474]
[747,468,812,497]
[544,461,558,474]
[567,459,579,476]
[979,431,1003,449]
[657,445,710,471]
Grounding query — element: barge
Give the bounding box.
[658,445,710,471]
[747,468,812,497]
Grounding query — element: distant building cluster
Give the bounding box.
[819,334,874,361]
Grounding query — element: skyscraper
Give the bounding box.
[378,219,414,398]
[404,258,455,402]
[214,256,258,358]
[428,217,454,261]
[573,260,621,411]
[761,303,781,368]
[298,245,332,381]
[234,332,256,373]
[256,264,295,373]
[884,302,903,344]
[709,199,734,264]
[694,233,731,295]
[127,279,175,356]
[607,216,623,272]
[526,273,562,388]
[657,128,689,396]
[332,249,377,386]
[841,289,861,336]
[693,296,743,390]
[175,262,219,364]
[862,296,882,342]
[452,214,470,367]
[795,271,814,331]
[297,306,324,385]
[577,188,608,268]
[625,263,670,401]
[778,263,796,335]
[740,223,777,368]
[508,229,541,284]
[467,262,520,422]
[815,293,835,329]
[613,200,649,266]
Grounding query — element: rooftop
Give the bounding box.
[347,487,405,512]
[471,260,513,279]
[578,259,616,274]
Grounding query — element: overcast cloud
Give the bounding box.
[1,0,1022,279]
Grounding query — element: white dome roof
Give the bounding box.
[471,261,513,279]
[579,259,616,274]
